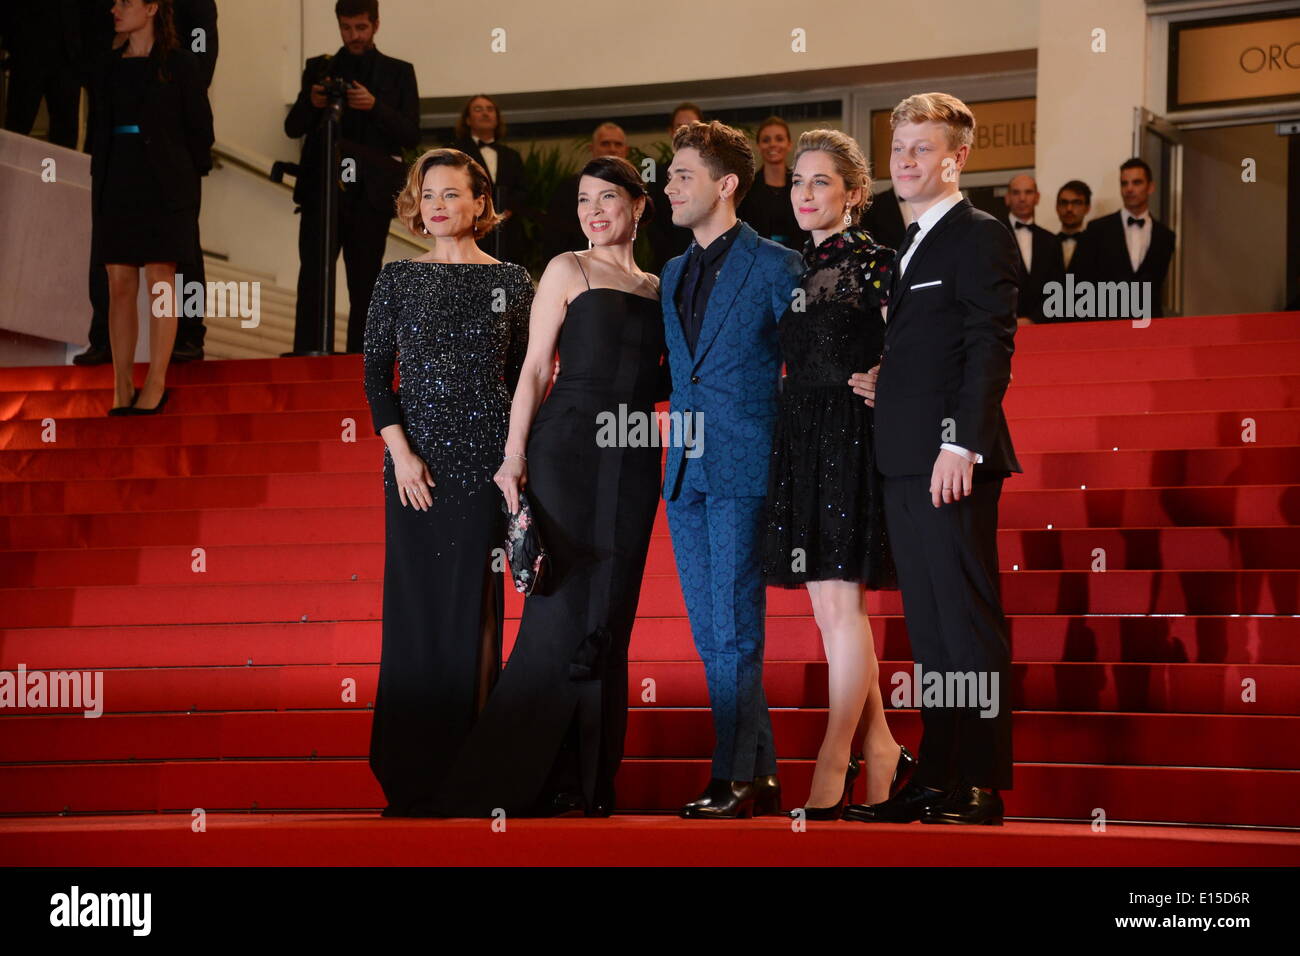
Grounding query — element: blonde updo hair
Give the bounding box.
[395,148,503,240]
[791,129,874,224]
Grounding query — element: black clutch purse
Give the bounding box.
[503,490,549,596]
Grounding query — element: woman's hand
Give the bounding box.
[393,450,435,510]
[494,455,528,514]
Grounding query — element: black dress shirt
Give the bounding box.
[676,219,743,353]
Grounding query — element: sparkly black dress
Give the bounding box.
[430,256,669,817]
[363,259,533,817]
[763,227,898,589]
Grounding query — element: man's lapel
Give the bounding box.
[692,223,757,368]
[887,198,967,325]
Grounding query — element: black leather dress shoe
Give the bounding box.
[534,791,585,817]
[171,341,204,363]
[74,345,112,366]
[680,778,777,819]
[921,786,1004,825]
[843,780,948,823]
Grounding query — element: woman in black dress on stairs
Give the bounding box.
[364,148,532,817]
[761,130,912,820]
[430,157,668,817]
[90,0,212,416]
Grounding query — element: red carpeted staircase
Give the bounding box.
[1,311,1299,865]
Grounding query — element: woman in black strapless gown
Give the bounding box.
[431,158,667,817]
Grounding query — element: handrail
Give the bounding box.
[209,142,431,252]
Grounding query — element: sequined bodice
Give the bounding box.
[363,260,534,489]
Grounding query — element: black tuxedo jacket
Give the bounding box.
[452,135,528,262]
[861,187,907,251]
[874,198,1022,477]
[1071,210,1175,317]
[285,48,419,215]
[87,44,213,213]
[1006,218,1065,323]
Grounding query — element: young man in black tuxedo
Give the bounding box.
[285,0,419,355]
[1070,157,1175,318]
[846,93,1020,826]
[1055,179,1091,271]
[1004,173,1064,325]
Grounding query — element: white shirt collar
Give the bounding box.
[915,190,964,236]
[1008,213,1033,228]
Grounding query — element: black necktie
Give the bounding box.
[1127,216,1145,228]
[896,222,921,265]
[1014,220,1031,230]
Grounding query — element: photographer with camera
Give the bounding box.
[284,0,418,355]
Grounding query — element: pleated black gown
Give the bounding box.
[430,275,668,817]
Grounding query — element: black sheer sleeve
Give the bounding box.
[363,263,403,434]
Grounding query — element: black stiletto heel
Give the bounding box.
[890,745,917,798]
[108,387,139,416]
[789,753,860,821]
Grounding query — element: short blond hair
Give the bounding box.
[890,92,975,151]
[792,129,874,223]
[395,148,503,240]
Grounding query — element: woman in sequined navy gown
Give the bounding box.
[761,130,912,820]
[364,149,532,817]
[430,157,668,818]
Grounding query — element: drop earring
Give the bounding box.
[632,216,640,241]
[843,206,852,228]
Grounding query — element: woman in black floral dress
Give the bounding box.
[762,130,912,819]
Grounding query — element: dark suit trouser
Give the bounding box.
[294,196,392,354]
[883,472,1013,790]
[665,454,777,781]
[88,202,207,353]
[4,63,81,149]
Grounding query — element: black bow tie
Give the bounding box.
[1057,231,1076,241]
[1127,216,1145,227]
[1013,220,1031,230]
[475,139,494,149]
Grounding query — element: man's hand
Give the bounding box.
[848,364,880,406]
[309,83,327,109]
[930,447,974,508]
[346,81,376,111]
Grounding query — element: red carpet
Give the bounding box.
[1,311,1298,863]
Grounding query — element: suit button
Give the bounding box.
[691,375,700,384]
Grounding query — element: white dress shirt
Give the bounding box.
[1008,213,1033,272]
[475,137,498,182]
[893,190,983,465]
[1124,207,1151,273]
[1060,230,1081,268]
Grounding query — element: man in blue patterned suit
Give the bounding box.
[660,121,804,818]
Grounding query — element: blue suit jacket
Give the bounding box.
[660,221,804,500]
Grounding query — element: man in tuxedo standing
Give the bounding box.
[285,0,419,355]
[660,120,803,819]
[450,94,528,265]
[1071,158,1175,318]
[845,93,1020,826]
[1055,179,1091,271]
[1004,174,1064,325]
